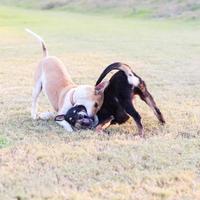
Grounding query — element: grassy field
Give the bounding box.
[1,0,200,19]
[0,5,200,200]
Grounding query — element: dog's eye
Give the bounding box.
[94,102,98,108]
[129,73,133,76]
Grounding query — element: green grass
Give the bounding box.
[0,0,199,19]
[0,136,9,148]
[0,5,200,200]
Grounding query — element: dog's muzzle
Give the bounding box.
[78,113,93,127]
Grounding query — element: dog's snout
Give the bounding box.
[81,118,93,127]
[90,116,95,121]
[78,114,84,120]
[78,114,88,120]
[83,114,88,119]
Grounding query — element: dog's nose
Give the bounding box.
[78,114,88,120]
[81,118,93,127]
[90,116,95,121]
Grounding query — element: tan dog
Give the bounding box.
[26,29,108,132]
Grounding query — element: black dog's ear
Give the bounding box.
[55,115,65,121]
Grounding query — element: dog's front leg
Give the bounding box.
[39,112,55,120]
[31,80,42,119]
[96,116,114,133]
[56,104,73,132]
[124,100,144,137]
[56,120,73,132]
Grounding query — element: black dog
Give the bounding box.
[95,62,165,137]
[61,62,165,136]
[55,105,94,130]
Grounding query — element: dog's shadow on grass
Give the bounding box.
[3,113,167,142]
[4,113,61,134]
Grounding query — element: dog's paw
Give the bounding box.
[39,112,54,120]
[65,127,73,132]
[95,126,106,134]
[56,120,74,132]
[31,113,38,120]
[137,129,145,139]
[63,124,73,132]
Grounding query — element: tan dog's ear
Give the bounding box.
[95,81,109,95]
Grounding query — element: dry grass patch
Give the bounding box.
[0,6,200,200]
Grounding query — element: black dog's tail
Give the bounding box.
[95,62,140,86]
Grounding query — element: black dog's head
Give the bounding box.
[55,105,95,130]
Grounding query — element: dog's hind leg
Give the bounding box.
[124,100,144,137]
[134,87,165,124]
[31,80,42,119]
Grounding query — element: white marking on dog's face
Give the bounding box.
[73,85,105,117]
[78,111,87,116]
[127,73,140,86]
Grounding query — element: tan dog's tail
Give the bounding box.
[25,28,48,57]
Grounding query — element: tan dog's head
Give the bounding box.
[73,81,109,117]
